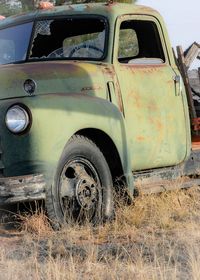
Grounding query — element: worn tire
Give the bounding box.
[46,135,114,229]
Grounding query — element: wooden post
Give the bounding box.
[176,46,197,121]
[198,67,200,84]
[184,42,200,70]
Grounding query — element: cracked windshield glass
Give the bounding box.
[29,17,106,61]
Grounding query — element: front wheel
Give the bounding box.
[46,135,114,228]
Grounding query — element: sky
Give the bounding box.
[138,0,200,69]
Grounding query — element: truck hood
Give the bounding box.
[0,61,107,100]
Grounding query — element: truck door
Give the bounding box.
[114,15,188,171]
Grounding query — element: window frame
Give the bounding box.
[113,14,170,66]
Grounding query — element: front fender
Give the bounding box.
[0,93,133,192]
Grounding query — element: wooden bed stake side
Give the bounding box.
[177,45,197,124]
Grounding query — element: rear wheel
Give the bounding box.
[46,135,114,228]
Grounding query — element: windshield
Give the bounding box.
[29,17,107,61]
[0,22,33,65]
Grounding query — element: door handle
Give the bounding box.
[173,75,182,96]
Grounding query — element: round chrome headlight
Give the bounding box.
[5,105,30,134]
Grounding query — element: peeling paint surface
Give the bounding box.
[115,63,188,170]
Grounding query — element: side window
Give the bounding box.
[0,39,15,64]
[0,22,33,65]
[118,20,165,64]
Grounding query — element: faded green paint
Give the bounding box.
[0,94,129,177]
[113,14,191,170]
[0,62,107,100]
[0,3,192,195]
[0,59,132,189]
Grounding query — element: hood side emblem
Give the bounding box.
[23,79,37,96]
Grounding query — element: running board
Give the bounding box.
[135,177,200,195]
[132,150,200,195]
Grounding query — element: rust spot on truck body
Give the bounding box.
[136,136,145,142]
[147,100,158,111]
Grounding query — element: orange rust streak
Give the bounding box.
[38,1,54,9]
[192,118,200,131]
[147,100,157,111]
[192,135,200,150]
[136,136,145,142]
[155,120,163,131]
[131,94,142,108]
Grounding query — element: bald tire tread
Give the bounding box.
[46,135,114,229]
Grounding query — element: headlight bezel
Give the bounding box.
[5,104,31,135]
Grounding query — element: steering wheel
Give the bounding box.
[47,48,64,58]
[69,44,103,58]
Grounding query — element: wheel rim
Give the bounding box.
[58,158,102,223]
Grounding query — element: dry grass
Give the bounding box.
[1,187,200,279]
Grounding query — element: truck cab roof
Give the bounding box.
[0,3,161,28]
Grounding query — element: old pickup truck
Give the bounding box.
[0,2,199,226]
